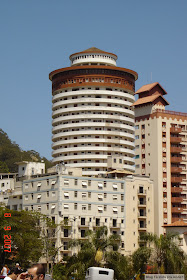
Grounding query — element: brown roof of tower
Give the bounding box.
[69,47,118,59]
[135,82,167,95]
[132,93,169,107]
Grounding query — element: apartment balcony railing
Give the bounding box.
[109,223,121,229]
[171,167,182,173]
[171,157,182,163]
[78,221,90,228]
[171,197,183,203]
[138,201,146,207]
[170,137,182,143]
[138,224,147,231]
[137,190,147,196]
[171,207,183,213]
[171,187,183,193]
[170,127,182,133]
[92,222,105,228]
[170,147,182,153]
[171,177,183,183]
[61,233,73,239]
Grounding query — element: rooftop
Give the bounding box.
[135,82,167,95]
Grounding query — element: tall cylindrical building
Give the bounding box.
[49,47,138,176]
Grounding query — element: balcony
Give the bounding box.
[137,190,147,196]
[93,222,105,228]
[171,157,182,163]
[171,197,183,203]
[171,207,183,213]
[170,147,182,153]
[171,177,183,183]
[61,233,73,239]
[170,127,182,133]
[138,214,146,219]
[138,201,146,207]
[171,167,182,173]
[138,224,147,231]
[109,223,121,229]
[170,137,182,143]
[78,222,90,228]
[171,187,183,193]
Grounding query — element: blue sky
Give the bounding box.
[0,0,187,159]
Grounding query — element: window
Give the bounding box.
[64,192,69,199]
[82,205,87,211]
[98,182,103,189]
[113,195,117,200]
[88,192,91,198]
[121,194,124,200]
[135,125,139,129]
[98,194,103,201]
[74,191,77,197]
[135,135,139,139]
[82,193,87,199]
[88,204,91,210]
[52,192,55,197]
[74,203,77,210]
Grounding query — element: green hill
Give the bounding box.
[0,129,53,173]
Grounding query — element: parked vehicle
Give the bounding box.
[85,267,114,280]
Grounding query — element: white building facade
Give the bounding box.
[49,47,138,176]
[22,168,154,262]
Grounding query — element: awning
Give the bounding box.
[25,196,28,200]
[64,204,69,209]
[37,183,42,187]
[38,206,41,210]
[98,206,103,211]
[98,183,103,187]
[82,182,87,186]
[98,194,103,199]
[51,180,56,185]
[37,194,42,199]
[64,193,69,197]
[51,205,56,209]
[113,207,118,212]
[113,195,117,199]
[25,184,28,188]
[113,185,118,189]
[64,180,69,184]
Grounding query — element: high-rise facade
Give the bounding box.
[133,82,187,235]
[49,47,138,176]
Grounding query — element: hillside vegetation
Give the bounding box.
[0,129,53,173]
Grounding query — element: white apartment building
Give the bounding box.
[0,173,22,210]
[17,161,45,178]
[49,47,138,176]
[22,167,154,262]
[0,162,46,210]
[133,82,187,235]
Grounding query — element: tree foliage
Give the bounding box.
[0,207,57,269]
[138,232,187,274]
[0,129,52,173]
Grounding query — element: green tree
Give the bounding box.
[0,161,9,172]
[139,232,187,274]
[0,207,58,269]
[56,226,121,280]
[132,246,152,277]
[0,129,53,173]
[106,251,132,280]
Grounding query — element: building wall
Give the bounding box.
[135,109,187,235]
[22,173,154,261]
[50,49,137,176]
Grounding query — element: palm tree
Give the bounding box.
[139,232,187,274]
[65,226,121,279]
